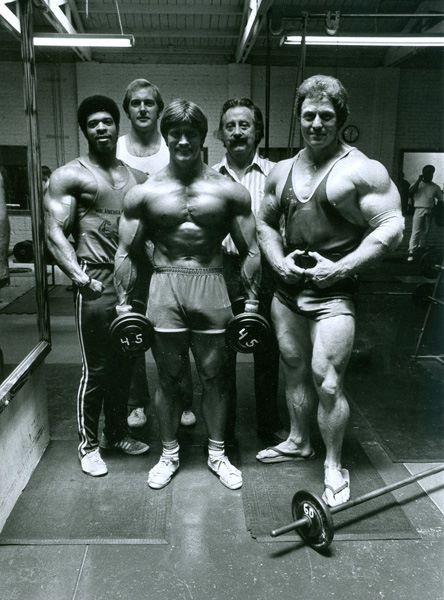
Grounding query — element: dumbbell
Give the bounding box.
[109,312,153,355]
[13,240,34,263]
[226,297,272,354]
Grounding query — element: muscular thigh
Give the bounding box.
[310,315,355,380]
[190,332,227,379]
[152,332,190,379]
[271,296,312,367]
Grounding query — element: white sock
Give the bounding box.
[162,440,179,461]
[208,439,224,460]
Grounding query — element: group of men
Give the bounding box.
[44,74,404,507]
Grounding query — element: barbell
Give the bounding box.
[270,464,444,551]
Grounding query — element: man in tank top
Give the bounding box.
[44,95,149,477]
[117,79,196,430]
[255,75,404,506]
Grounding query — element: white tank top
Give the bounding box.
[116,134,169,175]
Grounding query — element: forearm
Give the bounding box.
[240,247,261,301]
[114,247,138,306]
[47,229,88,285]
[257,221,286,274]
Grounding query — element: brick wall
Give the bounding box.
[0,61,441,244]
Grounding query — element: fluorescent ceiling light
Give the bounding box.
[0,2,20,32]
[283,35,444,47]
[33,33,135,47]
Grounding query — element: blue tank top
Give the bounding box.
[73,158,138,265]
[281,150,366,260]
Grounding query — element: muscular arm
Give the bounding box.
[256,161,305,283]
[227,184,261,303]
[114,185,149,308]
[0,172,10,284]
[44,166,90,287]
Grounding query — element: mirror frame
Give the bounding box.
[0,0,51,413]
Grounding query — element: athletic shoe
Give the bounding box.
[100,433,149,455]
[80,448,108,477]
[147,456,179,489]
[407,254,414,262]
[127,407,147,428]
[180,410,196,426]
[208,455,242,490]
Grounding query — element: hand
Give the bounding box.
[303,251,341,289]
[115,303,133,316]
[276,249,306,284]
[78,277,104,300]
[244,299,259,313]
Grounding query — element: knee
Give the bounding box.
[312,363,340,399]
[279,344,307,374]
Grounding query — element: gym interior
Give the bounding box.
[0,1,443,599]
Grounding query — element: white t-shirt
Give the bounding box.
[116,134,169,175]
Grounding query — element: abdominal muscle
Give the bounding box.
[152,221,225,268]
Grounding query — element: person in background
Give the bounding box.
[407,165,443,261]
[44,95,149,477]
[117,78,196,429]
[256,75,404,506]
[41,165,52,191]
[213,97,286,444]
[114,99,261,490]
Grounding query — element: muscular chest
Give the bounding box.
[150,182,229,228]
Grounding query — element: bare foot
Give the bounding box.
[322,467,350,507]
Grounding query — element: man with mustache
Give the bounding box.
[213,98,285,444]
[45,95,149,476]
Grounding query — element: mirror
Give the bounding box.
[0,0,50,400]
[400,151,444,217]
[0,75,41,382]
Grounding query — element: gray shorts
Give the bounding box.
[147,266,233,333]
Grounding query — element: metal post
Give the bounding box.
[18,0,51,344]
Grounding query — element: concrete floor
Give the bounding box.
[0,250,443,600]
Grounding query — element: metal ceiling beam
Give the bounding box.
[34,0,91,60]
[75,2,242,15]
[236,0,274,63]
[132,29,241,39]
[384,1,444,66]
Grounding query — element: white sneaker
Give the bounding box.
[147,455,179,489]
[81,448,108,477]
[180,410,196,426]
[208,455,242,490]
[100,433,149,455]
[127,407,147,428]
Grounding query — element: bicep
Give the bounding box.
[258,173,282,229]
[356,163,401,225]
[44,186,77,236]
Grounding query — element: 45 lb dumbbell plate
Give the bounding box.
[109,312,153,355]
[226,312,271,353]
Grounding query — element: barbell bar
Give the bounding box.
[270,464,444,551]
